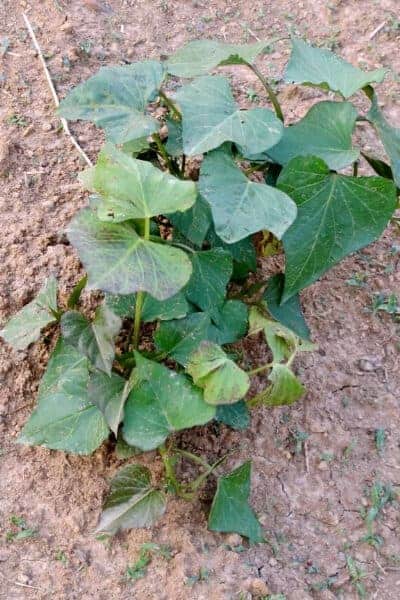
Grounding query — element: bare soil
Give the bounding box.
[0,1,399,599]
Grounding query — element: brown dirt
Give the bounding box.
[1,1,400,599]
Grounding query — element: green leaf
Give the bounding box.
[167,39,270,77]
[215,401,250,430]
[165,118,183,157]
[121,137,150,157]
[105,291,189,322]
[67,275,88,309]
[175,76,283,156]
[18,339,109,454]
[123,353,215,450]
[199,147,297,243]
[268,101,359,170]
[115,435,142,459]
[186,248,233,316]
[208,461,264,543]
[285,38,386,98]
[67,208,192,300]
[367,93,400,188]
[96,464,166,535]
[58,61,165,143]
[278,156,397,301]
[81,143,196,223]
[206,228,257,279]
[187,341,250,405]
[362,153,394,181]
[88,370,128,436]
[263,274,310,340]
[252,364,305,406]
[170,195,212,247]
[208,300,248,345]
[154,312,211,366]
[61,305,121,375]
[0,276,58,350]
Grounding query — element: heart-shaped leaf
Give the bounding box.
[170,195,212,247]
[123,353,215,450]
[251,364,305,407]
[208,461,264,543]
[167,39,270,77]
[96,464,166,535]
[175,76,283,156]
[88,370,129,435]
[216,401,250,430]
[268,101,359,170]
[61,305,121,375]
[285,38,386,98]
[58,61,165,143]
[278,156,397,301]
[185,248,233,316]
[154,312,212,366]
[105,291,189,322]
[81,143,196,222]
[367,92,400,188]
[18,339,109,454]
[1,276,58,350]
[187,341,250,405]
[199,147,297,243]
[67,208,192,300]
[263,274,310,340]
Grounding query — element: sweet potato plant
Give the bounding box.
[2,38,399,542]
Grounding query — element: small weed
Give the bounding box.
[7,114,29,127]
[6,515,37,542]
[371,292,399,316]
[346,555,367,598]
[346,272,367,287]
[343,439,357,462]
[55,549,69,565]
[309,575,337,592]
[246,87,259,103]
[291,430,309,455]
[186,566,210,586]
[320,452,334,463]
[126,542,172,581]
[359,481,397,547]
[374,428,386,455]
[78,39,93,56]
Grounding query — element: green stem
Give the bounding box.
[245,62,284,122]
[247,362,273,376]
[159,90,182,121]
[152,133,175,173]
[131,218,150,349]
[148,235,195,254]
[174,448,212,470]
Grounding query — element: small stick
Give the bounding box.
[22,12,92,167]
[0,571,46,592]
[369,21,386,40]
[304,439,310,474]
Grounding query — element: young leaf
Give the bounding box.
[121,137,150,157]
[285,38,386,98]
[278,156,397,301]
[67,275,88,309]
[187,341,250,405]
[96,464,166,535]
[249,307,299,363]
[115,435,142,459]
[167,39,270,77]
[170,195,212,247]
[208,300,248,345]
[67,208,192,300]
[208,461,264,543]
[61,305,121,375]
[367,93,400,188]
[0,276,58,350]
[88,370,128,436]
[58,61,165,143]
[80,143,196,222]
[268,101,359,170]
[185,248,233,316]
[105,291,189,322]
[252,364,305,406]
[154,312,212,366]
[18,339,109,454]
[123,353,215,450]
[263,274,310,340]
[215,401,250,430]
[175,76,283,156]
[199,147,297,243]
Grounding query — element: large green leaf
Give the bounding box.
[186,248,233,316]
[81,143,196,222]
[278,156,397,301]
[215,401,250,430]
[175,76,283,156]
[208,461,264,543]
[88,370,129,435]
[187,341,250,405]
[67,208,192,300]
[208,300,248,345]
[61,305,121,375]
[268,101,359,170]
[18,339,109,454]
[58,61,165,143]
[105,291,189,322]
[263,274,310,340]
[285,38,386,98]
[167,39,269,77]
[199,147,297,243]
[154,312,211,366]
[170,195,212,247]
[123,353,215,450]
[96,464,166,535]
[1,276,58,350]
[367,93,400,188]
[253,363,305,407]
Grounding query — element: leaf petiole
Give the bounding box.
[159,90,182,121]
[244,61,284,122]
